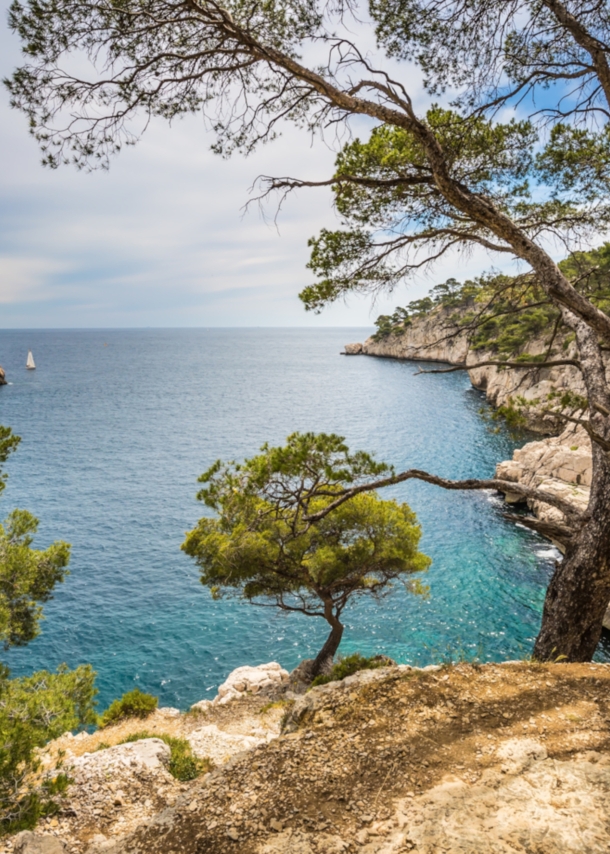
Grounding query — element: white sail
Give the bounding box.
[26,350,36,370]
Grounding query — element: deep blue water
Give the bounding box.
[0,329,605,711]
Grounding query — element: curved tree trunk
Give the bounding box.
[534,443,610,661]
[532,309,610,661]
[311,603,344,678]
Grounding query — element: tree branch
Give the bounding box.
[303,469,583,523]
[412,358,582,375]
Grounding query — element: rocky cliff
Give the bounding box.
[350,305,596,436]
[345,305,604,529]
[10,660,610,854]
[345,309,610,625]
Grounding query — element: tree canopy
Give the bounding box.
[183,433,430,676]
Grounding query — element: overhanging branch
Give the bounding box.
[303,469,583,523]
[413,358,582,375]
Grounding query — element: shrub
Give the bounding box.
[119,731,213,781]
[0,664,97,834]
[99,688,158,728]
[311,653,391,687]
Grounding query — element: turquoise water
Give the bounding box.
[0,329,605,710]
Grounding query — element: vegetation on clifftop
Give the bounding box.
[372,244,610,358]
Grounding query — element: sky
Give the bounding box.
[0,3,531,328]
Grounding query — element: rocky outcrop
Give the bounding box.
[351,314,610,626]
[495,423,591,526]
[13,665,290,854]
[0,367,6,386]
[8,660,610,854]
[343,343,363,355]
[191,662,289,709]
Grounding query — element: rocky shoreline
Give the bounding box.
[344,311,610,629]
[344,308,598,535]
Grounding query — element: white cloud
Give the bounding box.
[0,4,528,328]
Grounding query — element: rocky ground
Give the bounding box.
[11,661,610,854]
[2,665,289,854]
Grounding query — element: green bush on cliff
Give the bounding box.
[372,244,610,353]
[99,688,158,728]
[118,731,213,781]
[311,653,390,686]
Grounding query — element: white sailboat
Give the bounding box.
[26,350,36,370]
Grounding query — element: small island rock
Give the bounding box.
[0,366,6,385]
[343,342,363,355]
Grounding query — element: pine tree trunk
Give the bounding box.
[534,443,610,661]
[311,605,344,677]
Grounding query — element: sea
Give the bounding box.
[0,328,607,711]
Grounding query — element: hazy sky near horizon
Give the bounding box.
[1,3,539,328]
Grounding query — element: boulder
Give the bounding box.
[73,737,170,774]
[187,723,266,764]
[212,662,289,705]
[343,343,363,355]
[13,832,68,854]
[0,366,6,386]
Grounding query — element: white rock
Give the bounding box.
[187,723,268,764]
[74,738,170,774]
[496,738,548,771]
[213,662,289,705]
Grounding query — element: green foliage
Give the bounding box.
[371,277,476,340]
[369,243,610,360]
[183,433,430,665]
[310,653,390,686]
[0,664,97,833]
[0,428,20,497]
[492,397,531,432]
[118,731,213,781]
[0,510,71,649]
[99,688,158,728]
[301,112,543,312]
[0,427,96,835]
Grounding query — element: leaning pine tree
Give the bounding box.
[7,0,610,659]
[182,433,430,678]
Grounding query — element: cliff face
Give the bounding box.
[357,305,597,436]
[347,309,606,606]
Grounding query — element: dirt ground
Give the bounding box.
[114,661,610,854]
[5,662,610,854]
